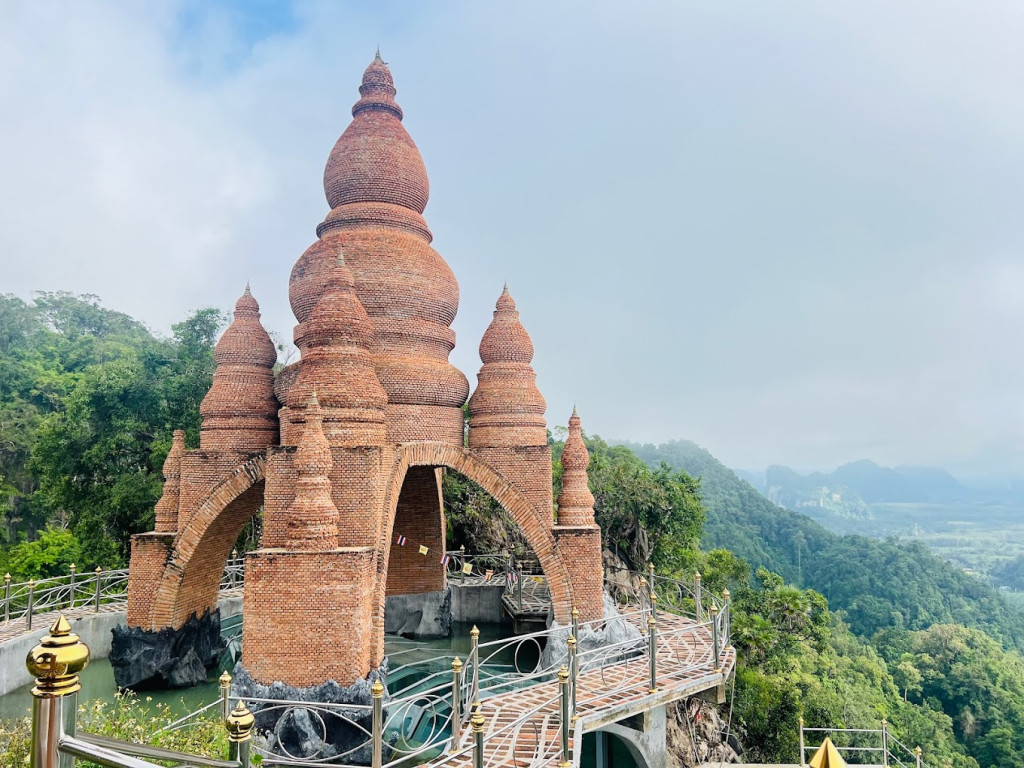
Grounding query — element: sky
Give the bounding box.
[2,1,1023,476]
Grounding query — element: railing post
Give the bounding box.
[470,625,480,704]
[27,615,90,768]
[567,634,578,720]
[571,606,580,641]
[648,614,658,694]
[219,671,233,720]
[648,563,656,610]
[722,588,731,645]
[559,666,571,767]
[798,716,805,768]
[4,573,10,623]
[459,544,466,581]
[371,679,384,768]
[710,604,720,671]
[516,560,523,611]
[881,718,889,768]
[915,745,922,768]
[694,571,702,620]
[471,703,485,768]
[93,568,102,614]
[225,699,255,768]
[27,579,35,631]
[450,657,463,752]
[229,550,238,590]
[67,564,76,610]
[650,589,658,627]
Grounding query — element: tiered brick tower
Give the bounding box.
[119,54,604,693]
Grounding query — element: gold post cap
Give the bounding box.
[881,718,888,726]
[452,656,463,672]
[95,566,102,574]
[647,614,656,628]
[28,579,34,586]
[571,606,580,619]
[26,614,90,697]
[470,625,480,639]
[694,571,701,580]
[558,665,569,683]
[650,591,658,603]
[567,634,577,649]
[219,670,232,687]
[3,573,9,582]
[460,544,465,551]
[915,746,922,756]
[225,700,255,742]
[471,704,485,732]
[371,680,385,697]
[69,563,76,573]
[723,588,730,600]
[710,604,719,615]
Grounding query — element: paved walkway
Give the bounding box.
[432,611,735,767]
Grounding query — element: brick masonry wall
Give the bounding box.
[551,525,604,622]
[242,547,375,687]
[126,533,174,626]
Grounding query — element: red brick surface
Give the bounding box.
[127,54,606,685]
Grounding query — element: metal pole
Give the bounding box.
[516,561,523,611]
[371,680,384,768]
[648,615,657,694]
[219,671,232,720]
[711,605,720,671]
[881,718,889,768]
[27,580,35,631]
[27,615,90,768]
[650,589,658,627]
[798,716,805,768]
[472,703,485,768]
[567,634,578,719]
[450,657,463,753]
[67,564,76,610]
[93,568,102,614]
[648,563,656,611]
[722,588,731,645]
[559,666,571,767]
[915,746,922,768]
[470,625,480,704]
[459,544,466,582]
[225,700,255,768]
[571,606,580,641]
[694,571,702,620]
[4,573,10,623]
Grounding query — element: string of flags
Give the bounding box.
[390,531,543,584]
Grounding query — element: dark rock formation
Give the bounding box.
[110,609,224,689]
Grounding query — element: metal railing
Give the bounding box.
[25,613,255,768]
[157,564,730,768]
[800,718,926,768]
[2,556,246,632]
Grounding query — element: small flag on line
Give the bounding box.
[507,571,519,585]
[396,535,407,546]
[419,545,429,556]
[462,563,473,575]
[484,569,494,581]
[440,554,450,566]
[532,575,544,584]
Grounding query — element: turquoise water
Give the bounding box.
[0,621,513,722]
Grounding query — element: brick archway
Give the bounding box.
[369,442,574,663]
[147,456,266,629]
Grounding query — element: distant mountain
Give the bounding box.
[763,458,968,507]
[616,438,1024,650]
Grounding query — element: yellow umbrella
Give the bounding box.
[808,736,847,768]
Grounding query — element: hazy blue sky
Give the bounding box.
[2,1,1022,475]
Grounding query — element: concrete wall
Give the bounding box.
[450,582,507,625]
[0,596,242,697]
[593,705,667,768]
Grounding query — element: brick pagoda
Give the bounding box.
[117,53,603,693]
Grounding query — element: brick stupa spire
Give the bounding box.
[288,52,468,445]
[199,287,278,451]
[287,250,387,448]
[556,408,596,526]
[467,286,547,449]
[285,392,340,550]
[153,430,186,533]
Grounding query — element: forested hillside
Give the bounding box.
[0,292,225,570]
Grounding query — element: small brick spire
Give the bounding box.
[556,408,596,526]
[200,287,279,451]
[467,285,547,449]
[285,391,340,550]
[153,430,186,533]
[289,251,387,445]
